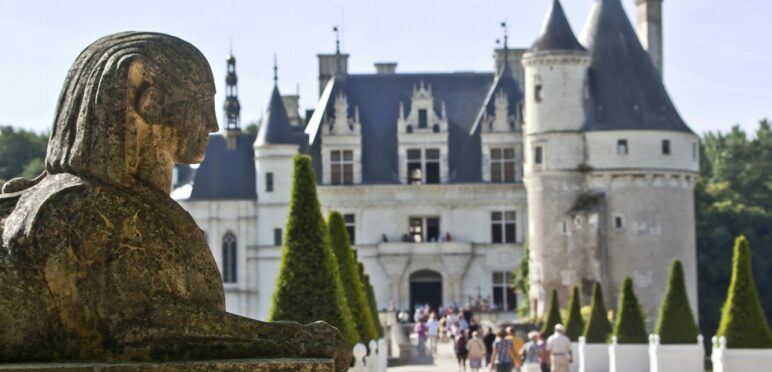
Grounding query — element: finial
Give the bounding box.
[501,21,508,51]
[229,36,233,56]
[273,53,278,84]
[333,26,340,54]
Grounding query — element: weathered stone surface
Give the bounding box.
[0,32,350,371]
[0,359,333,371]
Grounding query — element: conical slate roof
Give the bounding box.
[581,0,692,133]
[531,0,585,53]
[256,85,297,146]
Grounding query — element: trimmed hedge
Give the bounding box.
[654,260,700,344]
[328,211,380,342]
[565,287,585,342]
[360,264,383,338]
[541,289,563,334]
[716,236,772,348]
[612,276,648,344]
[268,154,359,345]
[583,282,612,343]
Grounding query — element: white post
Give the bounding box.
[378,338,388,372]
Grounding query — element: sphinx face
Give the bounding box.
[173,85,219,164]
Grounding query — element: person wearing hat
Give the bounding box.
[546,324,572,372]
[520,331,543,372]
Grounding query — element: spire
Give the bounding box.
[255,83,296,147]
[580,0,691,133]
[223,48,241,133]
[273,53,278,84]
[531,0,585,52]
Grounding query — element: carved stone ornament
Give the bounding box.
[0,32,350,370]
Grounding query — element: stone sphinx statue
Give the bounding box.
[0,32,350,370]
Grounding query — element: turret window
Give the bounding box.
[491,148,516,183]
[222,232,237,283]
[535,84,543,103]
[534,146,544,165]
[662,140,671,155]
[331,150,354,185]
[266,172,274,192]
[617,139,628,155]
[406,148,440,185]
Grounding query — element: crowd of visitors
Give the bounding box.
[407,304,574,372]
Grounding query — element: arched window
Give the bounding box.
[222,232,237,283]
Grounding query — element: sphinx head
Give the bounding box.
[45,32,218,189]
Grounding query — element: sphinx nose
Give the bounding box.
[205,107,219,133]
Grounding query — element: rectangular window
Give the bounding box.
[617,139,628,155]
[406,148,441,185]
[266,172,274,192]
[418,109,428,129]
[344,214,356,245]
[491,148,516,183]
[425,149,440,184]
[407,149,423,185]
[408,216,441,243]
[330,150,354,185]
[409,217,423,242]
[534,146,543,165]
[535,85,543,103]
[662,140,671,155]
[273,228,282,246]
[492,271,517,311]
[614,216,624,229]
[491,211,517,243]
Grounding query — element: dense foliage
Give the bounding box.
[0,126,48,188]
[565,287,585,341]
[269,155,359,345]
[583,282,612,343]
[715,236,772,348]
[697,121,772,339]
[513,241,530,318]
[541,289,562,334]
[612,277,648,344]
[654,260,700,344]
[360,264,383,338]
[328,211,379,342]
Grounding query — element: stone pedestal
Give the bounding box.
[0,359,334,371]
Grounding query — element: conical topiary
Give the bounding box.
[612,276,648,344]
[716,236,772,348]
[328,211,380,342]
[541,289,563,334]
[565,287,585,342]
[359,262,383,339]
[583,282,612,343]
[269,154,359,345]
[654,260,700,344]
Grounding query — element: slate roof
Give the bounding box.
[310,72,501,184]
[181,133,257,200]
[531,0,586,53]
[255,85,297,146]
[472,65,524,134]
[581,0,692,133]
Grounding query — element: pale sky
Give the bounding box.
[1,0,770,135]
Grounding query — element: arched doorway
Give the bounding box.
[409,270,442,312]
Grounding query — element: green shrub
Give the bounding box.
[268,154,359,345]
[654,260,700,344]
[565,287,585,341]
[359,263,383,338]
[583,282,612,343]
[541,289,562,334]
[716,236,772,348]
[612,277,648,344]
[328,211,379,342]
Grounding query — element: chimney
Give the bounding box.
[281,94,301,126]
[493,48,527,91]
[374,62,397,74]
[636,0,663,77]
[317,53,349,96]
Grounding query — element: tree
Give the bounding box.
[612,277,648,344]
[583,282,612,343]
[716,236,772,348]
[328,211,379,342]
[513,240,530,318]
[0,126,48,182]
[269,154,359,345]
[654,260,699,344]
[565,287,585,342]
[359,262,383,339]
[541,289,562,334]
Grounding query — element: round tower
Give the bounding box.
[522,0,592,316]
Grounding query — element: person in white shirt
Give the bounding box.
[546,324,573,372]
[426,312,440,354]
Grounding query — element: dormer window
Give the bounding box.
[617,139,628,155]
[330,150,354,185]
[406,148,440,185]
[418,109,428,129]
[491,148,516,183]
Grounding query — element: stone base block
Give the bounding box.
[0,359,334,371]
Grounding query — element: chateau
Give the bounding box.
[173,0,699,322]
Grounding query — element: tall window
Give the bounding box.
[617,139,628,155]
[662,139,671,155]
[491,211,516,243]
[534,146,543,165]
[273,228,282,246]
[492,271,517,311]
[331,150,354,185]
[222,233,237,283]
[491,148,516,183]
[344,214,356,245]
[266,172,274,192]
[406,148,441,185]
[418,109,428,128]
[408,216,440,242]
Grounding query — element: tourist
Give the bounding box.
[539,333,550,372]
[427,312,440,354]
[466,331,486,372]
[414,317,428,356]
[490,328,516,372]
[546,324,572,372]
[520,331,542,372]
[440,314,449,342]
[483,327,496,367]
[507,326,525,371]
[454,330,469,371]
